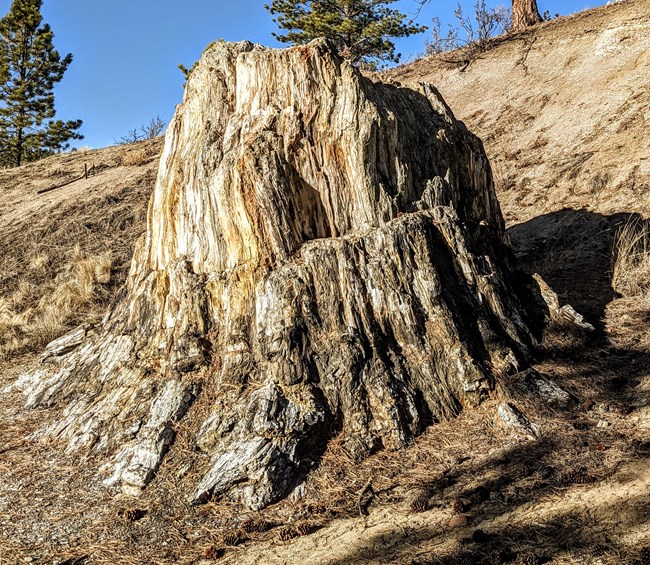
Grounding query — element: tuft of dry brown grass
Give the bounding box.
[120,145,159,167]
[605,218,650,352]
[612,218,650,301]
[0,246,114,361]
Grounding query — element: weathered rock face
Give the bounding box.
[12,40,564,509]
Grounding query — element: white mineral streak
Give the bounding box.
[104,379,197,494]
[11,39,585,509]
[516,368,577,409]
[497,402,541,440]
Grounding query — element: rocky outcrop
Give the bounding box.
[11,40,572,509]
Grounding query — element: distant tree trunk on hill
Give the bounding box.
[511,0,542,32]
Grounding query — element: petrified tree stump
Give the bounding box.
[12,40,571,509]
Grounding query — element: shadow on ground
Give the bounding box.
[2,208,649,565]
[508,208,645,330]
[332,447,649,563]
[330,356,650,563]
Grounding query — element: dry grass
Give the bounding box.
[613,218,650,301]
[0,146,156,362]
[120,146,158,167]
[0,339,647,564]
[0,246,113,360]
[0,3,648,561]
[606,217,650,352]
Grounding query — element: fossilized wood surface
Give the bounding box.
[11,40,571,509]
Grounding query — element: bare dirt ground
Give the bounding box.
[0,138,161,231]
[1,2,649,564]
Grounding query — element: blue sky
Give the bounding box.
[0,0,607,149]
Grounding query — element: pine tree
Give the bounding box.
[265,0,427,68]
[0,0,82,168]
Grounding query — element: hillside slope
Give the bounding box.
[0,139,161,361]
[389,0,649,225]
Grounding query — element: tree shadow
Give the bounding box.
[507,208,645,332]
[329,433,650,564]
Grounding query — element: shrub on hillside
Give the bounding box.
[425,1,510,56]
